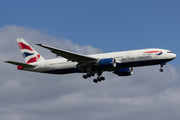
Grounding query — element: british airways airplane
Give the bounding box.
[5,38,177,83]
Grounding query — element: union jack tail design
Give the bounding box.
[17,38,45,64]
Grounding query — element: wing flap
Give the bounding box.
[36,44,98,63]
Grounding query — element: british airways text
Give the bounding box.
[121,56,151,62]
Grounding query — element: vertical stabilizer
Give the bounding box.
[17,38,45,63]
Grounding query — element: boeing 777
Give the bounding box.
[5,38,177,83]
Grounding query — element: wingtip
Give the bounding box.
[4,61,10,63]
[36,44,42,46]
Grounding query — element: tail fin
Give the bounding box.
[17,38,45,64]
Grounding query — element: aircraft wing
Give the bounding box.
[4,61,36,67]
[36,44,98,63]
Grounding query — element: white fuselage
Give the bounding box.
[22,48,176,74]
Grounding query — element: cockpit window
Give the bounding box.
[167,51,173,53]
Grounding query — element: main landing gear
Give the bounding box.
[93,77,105,83]
[159,63,166,72]
[83,73,95,79]
[83,72,105,83]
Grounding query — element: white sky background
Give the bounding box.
[1,26,180,120]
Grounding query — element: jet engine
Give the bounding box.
[98,58,116,68]
[113,67,133,76]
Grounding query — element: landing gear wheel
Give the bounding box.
[101,77,105,81]
[87,74,91,77]
[91,73,95,76]
[159,68,163,72]
[83,75,87,79]
[97,78,101,82]
[93,79,98,83]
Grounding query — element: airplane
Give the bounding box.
[5,38,177,83]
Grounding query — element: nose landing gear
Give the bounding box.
[159,63,166,72]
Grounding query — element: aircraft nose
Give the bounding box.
[172,53,177,59]
[166,51,177,60]
[169,53,177,59]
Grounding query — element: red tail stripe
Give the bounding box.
[18,42,34,51]
[26,54,40,64]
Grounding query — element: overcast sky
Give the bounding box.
[1,1,180,120]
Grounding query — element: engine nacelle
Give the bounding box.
[98,58,116,68]
[113,67,133,76]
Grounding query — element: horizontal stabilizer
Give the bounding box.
[4,61,36,67]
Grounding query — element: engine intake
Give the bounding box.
[98,58,116,68]
[113,67,133,76]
